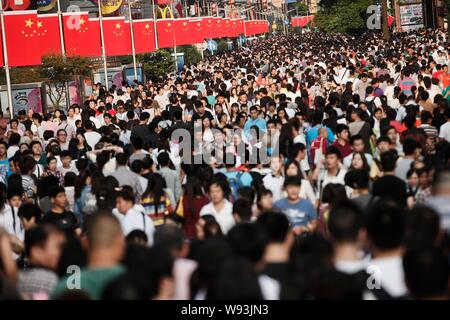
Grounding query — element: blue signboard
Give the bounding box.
[124,66,144,84]
[207,40,218,54]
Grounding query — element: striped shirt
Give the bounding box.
[140,193,173,226]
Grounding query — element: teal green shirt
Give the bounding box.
[51,265,125,300]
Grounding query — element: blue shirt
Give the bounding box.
[224,171,253,187]
[274,198,317,228]
[244,118,267,139]
[0,159,10,184]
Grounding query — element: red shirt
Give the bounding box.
[331,140,352,159]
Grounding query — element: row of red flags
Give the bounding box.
[0,10,270,67]
[291,16,314,28]
[291,15,394,28]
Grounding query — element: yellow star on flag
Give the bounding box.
[145,24,150,29]
[37,21,43,28]
[25,19,33,28]
[116,23,122,29]
[79,17,86,25]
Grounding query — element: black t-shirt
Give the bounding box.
[42,210,79,236]
[262,262,289,283]
[372,175,407,206]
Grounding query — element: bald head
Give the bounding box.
[85,213,123,251]
[432,169,450,196]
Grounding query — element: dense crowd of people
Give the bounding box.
[0,28,449,300]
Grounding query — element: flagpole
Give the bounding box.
[0,9,13,119]
[97,0,109,90]
[152,0,159,50]
[127,0,138,80]
[171,1,177,73]
[56,0,66,57]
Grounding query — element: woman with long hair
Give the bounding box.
[284,160,317,205]
[176,176,209,240]
[140,173,173,227]
[348,151,370,172]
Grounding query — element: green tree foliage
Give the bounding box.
[295,2,310,15]
[177,45,203,66]
[39,55,94,109]
[135,49,175,80]
[315,0,375,35]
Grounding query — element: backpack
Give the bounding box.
[227,172,243,200]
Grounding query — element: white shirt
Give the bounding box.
[319,168,347,196]
[84,131,102,150]
[439,122,450,143]
[58,162,79,176]
[364,256,407,300]
[263,174,284,202]
[113,205,155,246]
[0,205,23,240]
[343,153,373,169]
[200,200,235,234]
[7,146,19,159]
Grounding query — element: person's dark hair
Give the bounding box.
[9,133,21,146]
[380,149,398,172]
[153,225,184,253]
[60,150,72,159]
[141,173,167,215]
[232,198,252,222]
[206,256,263,300]
[404,206,441,250]
[24,224,63,258]
[289,143,306,160]
[335,123,349,135]
[256,211,290,243]
[115,153,129,166]
[349,134,364,147]
[344,169,369,189]
[236,186,255,203]
[227,223,268,264]
[64,172,77,187]
[366,200,405,250]
[403,247,450,300]
[325,145,342,159]
[328,200,364,243]
[48,186,65,199]
[321,183,348,206]
[18,156,36,174]
[402,138,421,156]
[17,203,42,223]
[125,230,148,245]
[157,152,170,167]
[116,188,135,204]
[131,137,144,150]
[283,175,302,188]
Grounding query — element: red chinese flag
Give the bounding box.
[237,19,245,36]
[103,17,131,57]
[388,15,394,27]
[244,21,254,36]
[229,19,239,38]
[189,18,204,44]
[173,18,192,46]
[37,14,61,56]
[63,13,101,57]
[292,17,298,27]
[156,19,175,48]
[222,18,231,37]
[131,19,156,54]
[203,17,215,39]
[4,10,41,66]
[213,17,223,38]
